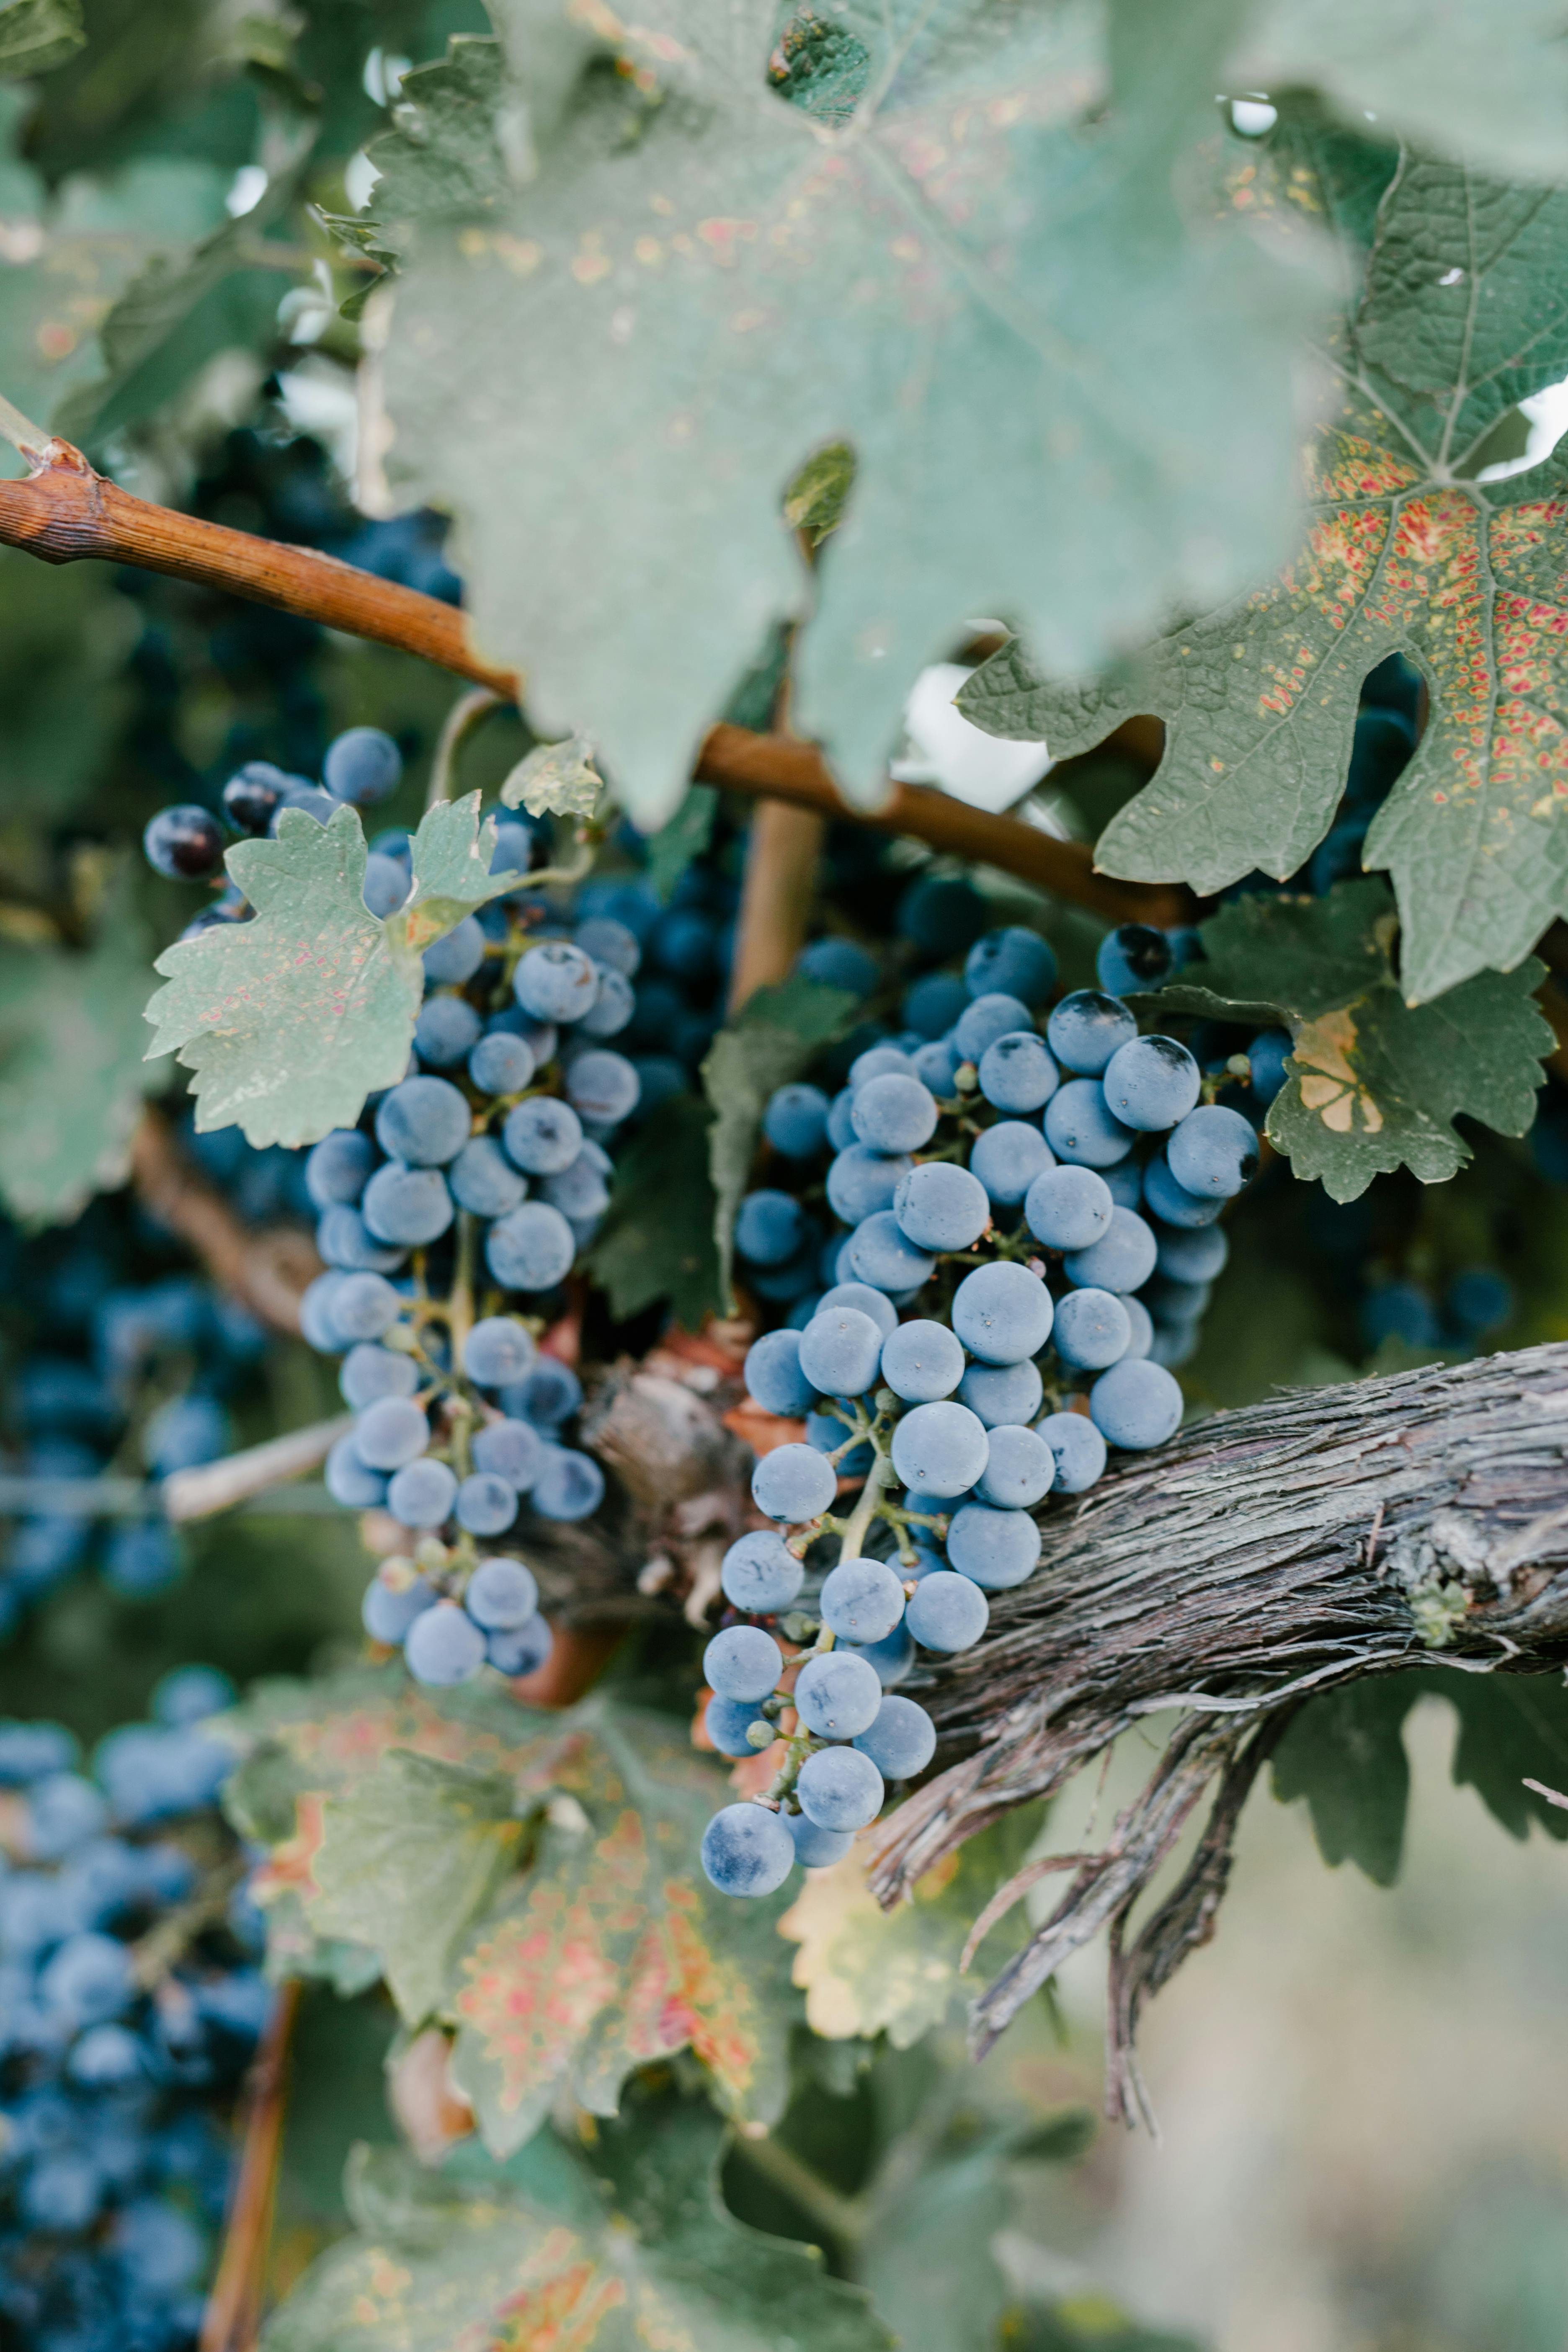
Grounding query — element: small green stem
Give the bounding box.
[731,2134,868,2251]
[426,686,507,811]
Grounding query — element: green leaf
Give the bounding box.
[0,557,134,815]
[500,731,603,820]
[1436,1671,1568,1841]
[961,141,1568,1001]
[263,2100,894,2352]
[645,784,717,904]
[143,793,526,1147]
[0,0,83,77]
[305,1749,525,2024]
[581,1093,725,1327]
[703,974,857,1307]
[374,0,1326,820]
[1271,1678,1421,1885]
[784,441,856,547]
[366,35,531,227]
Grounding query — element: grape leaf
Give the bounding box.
[372,0,1327,820]
[960,142,1568,1003]
[1439,1671,1568,1841]
[142,793,526,1148]
[581,1093,725,1327]
[646,784,717,903]
[500,731,603,820]
[703,974,857,1308]
[0,0,83,77]
[1143,879,1552,1200]
[263,2102,894,2352]
[1271,1679,1419,1885]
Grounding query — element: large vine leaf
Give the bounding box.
[1270,1680,1418,1885]
[1145,879,1551,1199]
[961,138,1568,1003]
[142,793,526,1148]
[582,1093,725,1328]
[0,0,83,77]
[263,2101,894,2352]
[371,1,1328,820]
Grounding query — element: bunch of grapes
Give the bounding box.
[0,1669,263,2351]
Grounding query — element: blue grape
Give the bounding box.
[575,915,640,974]
[706,1697,771,1757]
[701,1803,795,1896]
[764,1083,831,1158]
[143,803,224,881]
[826,1142,912,1225]
[954,992,1032,1064]
[418,1001,481,1080]
[899,872,988,956]
[1121,1296,1154,1359]
[904,972,970,1038]
[1142,1150,1223,1228]
[1096,924,1172,995]
[1166,1104,1259,1197]
[362,1572,436,1642]
[486,1202,575,1290]
[1045,990,1137,1076]
[144,1392,230,1474]
[735,1189,812,1267]
[1248,1028,1292,1105]
[1052,1285,1131,1370]
[913,1037,962,1094]
[786,1809,854,1866]
[853,1694,936,1779]
[891,1399,989,1498]
[364,851,411,916]
[745,1328,818,1416]
[797,1745,884,1831]
[978,1032,1059,1114]
[798,1307,884,1399]
[531,1446,605,1520]
[1146,1274,1211,1322]
[905,1570,989,1651]
[973,1423,1055,1508]
[326,1436,387,1507]
[808,1408,872,1473]
[505,1359,582,1426]
[539,1142,613,1221]
[362,1162,455,1247]
[1103,1160,1145,1211]
[1149,1323,1202,1368]
[324,725,401,803]
[893,1161,989,1250]
[970,1121,1054,1208]
[1102,1035,1200,1132]
[317,1203,406,1273]
[515,940,599,1022]
[275,782,336,828]
[965,926,1057,1006]
[0,1722,76,1782]
[465,1316,536,1387]
[387,1458,459,1528]
[325,1272,402,1343]
[1446,1266,1514,1335]
[816,1281,898,1338]
[1090,1358,1184,1449]
[456,1472,518,1534]
[946,1501,1042,1588]
[958,1358,1043,1427]
[846,1622,916,1686]
[705,1625,785,1701]
[305,1129,373,1209]
[470,1031,536,1096]
[28,1772,108,1857]
[223,759,288,834]
[1025,1165,1120,1259]
[375,1076,471,1167]
[449,1136,527,1217]
[846,1211,936,1294]
[472,1418,545,1490]
[880,1318,965,1403]
[1154,1222,1229,1283]
[405,1601,486,1684]
[1044,1078,1135,1167]
[1063,1207,1158,1294]
[579,975,634,1045]
[798,936,878,995]
[721,1529,803,1613]
[566,1048,640,1124]
[794,1650,883,1737]
[849,1043,918,1089]
[851,1073,939,1153]
[423,915,486,985]
[487,1616,554,1676]
[503,1097,583,1175]
[820,1557,906,1643]
[826,1088,859,1150]
[952,1261,1053,1364]
[354,1395,429,1471]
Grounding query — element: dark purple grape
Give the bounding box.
[143,805,225,882]
[222,762,289,835]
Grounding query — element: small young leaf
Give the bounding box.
[1271,1679,1421,1885]
[580,1093,724,1327]
[784,441,856,547]
[499,731,603,821]
[0,0,82,77]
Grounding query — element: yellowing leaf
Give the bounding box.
[500,732,603,820]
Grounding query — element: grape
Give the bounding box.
[27,1772,108,1857]
[852,1073,939,1152]
[706,1697,771,1757]
[745,1328,818,1416]
[449,1135,528,1217]
[905,1570,989,1651]
[851,1694,936,1781]
[827,1142,913,1224]
[849,1043,918,1089]
[1142,1149,1223,1228]
[797,1745,884,1831]
[952,1261,1053,1364]
[735,1189,812,1267]
[970,1122,1054,1207]
[364,850,413,916]
[326,1435,387,1506]
[487,1616,554,1675]
[539,1149,612,1228]
[472,1418,546,1490]
[503,1096,585,1175]
[1102,1035,1201,1131]
[276,783,337,827]
[515,940,600,1022]
[387,1458,459,1528]
[362,1162,455,1247]
[1045,990,1138,1075]
[306,1128,374,1209]
[0,1723,76,1782]
[1096,924,1173,995]
[799,936,878,995]
[575,914,640,974]
[946,1501,1042,1588]
[506,1359,582,1426]
[1090,1358,1184,1449]
[954,992,1032,1064]
[1447,1266,1515,1335]
[752,1441,836,1523]
[362,1572,436,1642]
[143,804,225,882]
[222,760,288,834]
[973,1423,1056,1508]
[1149,1323,1201,1369]
[1044,1079,1135,1168]
[904,972,970,1037]
[957,1358,1043,1428]
[1063,1207,1158,1294]
[965,926,1057,1006]
[39,1930,134,2025]
[786,1809,854,1866]
[1146,1274,1211,1321]
[327,1271,402,1341]
[376,1076,471,1167]
[817,1280,898,1338]
[464,1316,536,1388]
[825,1086,859,1150]
[1121,1296,1154,1360]
[423,915,486,985]
[703,1626,784,1705]
[531,1446,606,1519]
[1166,1103,1260,1197]
[846,1210,936,1294]
[566,1048,641,1123]
[798,1306,885,1398]
[912,1037,962,1094]
[893,1161,990,1250]
[809,1408,872,1474]
[486,1202,576,1290]
[793,1650,883,1737]
[820,1557,906,1643]
[1248,1027,1292,1105]
[721,1529,804,1613]
[318,1203,407,1273]
[471,1034,537,1100]
[354,1395,430,1470]
[405,1601,486,1685]
[1051,1285,1131,1370]
[764,1082,831,1158]
[977,1032,1059,1114]
[846,1622,916,1686]
[579,966,635,1039]
[701,1803,795,1896]
[899,872,987,955]
[891,1399,990,1498]
[324,725,402,804]
[1154,1222,1230,1283]
[456,1471,519,1534]
[880,1318,965,1403]
[415,995,484,1067]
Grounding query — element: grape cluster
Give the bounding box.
[701,922,1259,1898]
[0,1669,261,2351]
